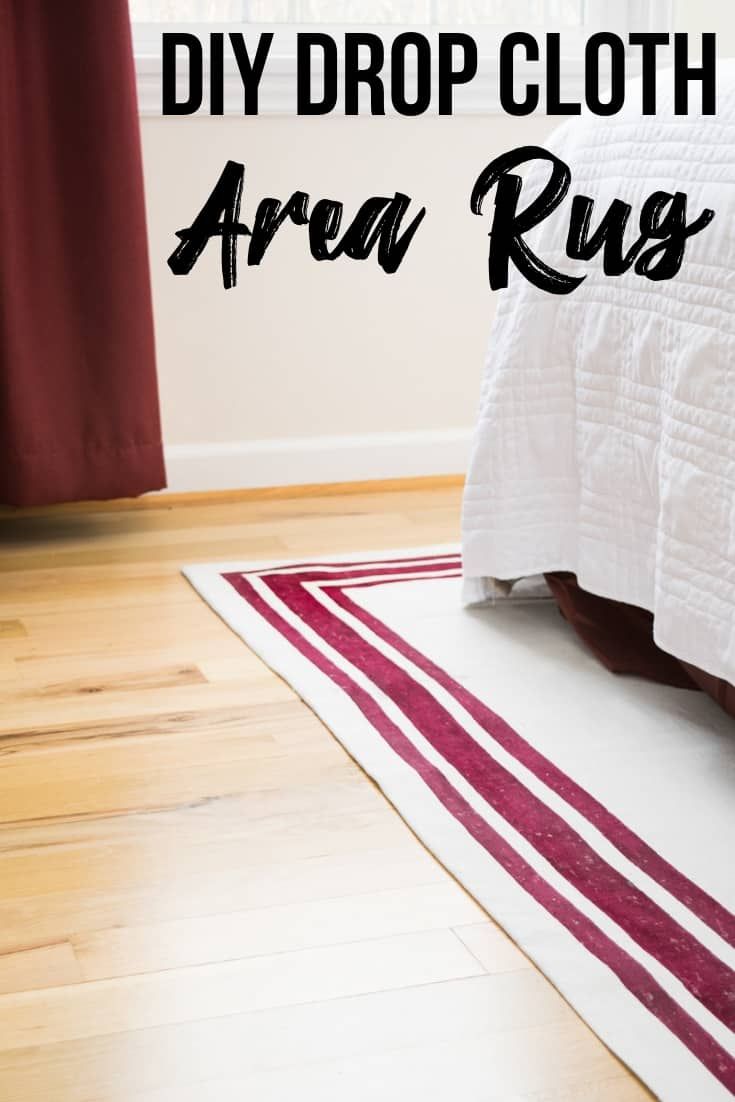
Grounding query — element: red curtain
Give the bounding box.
[0,1,166,506]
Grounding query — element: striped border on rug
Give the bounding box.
[185,550,735,1102]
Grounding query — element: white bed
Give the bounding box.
[462,64,735,686]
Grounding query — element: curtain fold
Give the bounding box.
[0,1,166,506]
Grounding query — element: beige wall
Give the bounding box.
[141,113,552,487]
[141,4,732,489]
[675,0,735,53]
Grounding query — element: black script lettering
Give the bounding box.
[472,147,715,295]
[168,161,426,287]
[635,192,715,280]
[471,146,582,294]
[168,160,249,289]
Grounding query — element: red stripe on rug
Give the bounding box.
[329,577,735,948]
[255,571,735,1033]
[257,561,735,951]
[223,570,735,1093]
[238,554,462,578]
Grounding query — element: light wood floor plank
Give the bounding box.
[72,883,489,982]
[0,973,581,1101]
[0,941,80,996]
[0,929,485,1051]
[0,844,448,956]
[0,485,654,1101]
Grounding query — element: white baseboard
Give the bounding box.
[163,428,472,493]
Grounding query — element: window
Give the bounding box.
[130,1,588,25]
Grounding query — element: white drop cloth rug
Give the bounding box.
[185,548,735,1102]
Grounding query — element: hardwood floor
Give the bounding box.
[0,482,653,1102]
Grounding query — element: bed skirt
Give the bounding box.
[545,574,735,721]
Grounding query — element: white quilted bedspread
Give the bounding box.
[462,66,735,684]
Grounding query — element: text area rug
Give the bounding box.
[184,549,735,1102]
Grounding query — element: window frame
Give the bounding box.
[133,1,674,115]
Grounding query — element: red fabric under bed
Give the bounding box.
[544,573,735,720]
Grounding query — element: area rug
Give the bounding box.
[184,548,735,1102]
